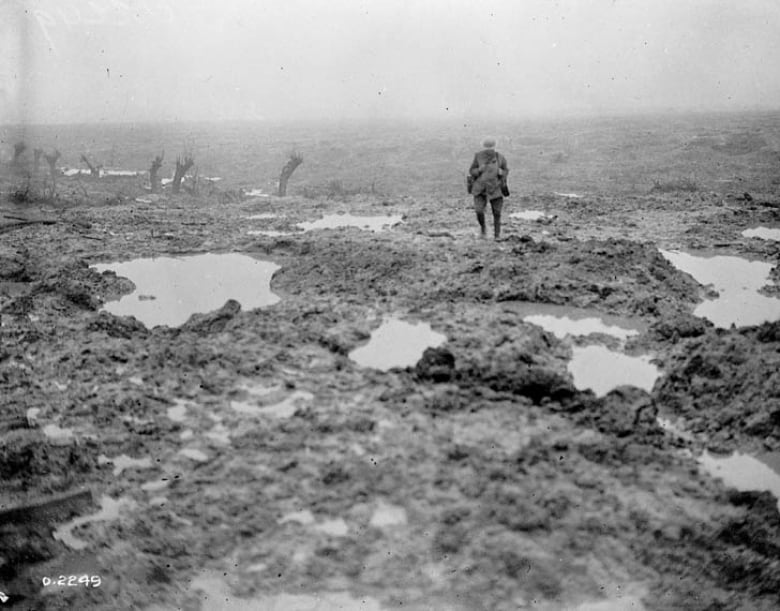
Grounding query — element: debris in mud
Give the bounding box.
[92,253,281,327]
[52,495,133,551]
[97,454,153,476]
[349,317,447,370]
[415,346,456,382]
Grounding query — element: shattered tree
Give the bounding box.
[173,155,194,194]
[33,149,43,175]
[278,151,303,196]
[43,150,61,189]
[149,152,164,194]
[80,154,102,178]
[12,141,27,165]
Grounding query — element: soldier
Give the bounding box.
[468,138,509,240]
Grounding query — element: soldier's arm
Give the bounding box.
[469,154,481,177]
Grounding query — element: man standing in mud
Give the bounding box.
[469,138,509,240]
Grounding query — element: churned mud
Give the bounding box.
[2,119,780,610]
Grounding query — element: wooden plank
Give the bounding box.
[0,489,93,526]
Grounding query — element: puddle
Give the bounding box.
[369,501,407,528]
[141,478,170,492]
[699,450,780,511]
[296,214,403,233]
[167,400,189,422]
[61,168,92,177]
[42,424,74,444]
[205,422,232,445]
[742,227,780,241]
[178,448,209,462]
[92,253,281,328]
[247,230,292,237]
[571,596,645,610]
[244,188,270,197]
[568,345,660,397]
[53,495,133,550]
[231,390,312,418]
[245,213,277,220]
[554,192,582,198]
[510,210,550,221]
[103,169,141,177]
[523,314,639,341]
[148,571,383,611]
[279,510,315,526]
[349,318,447,371]
[660,249,780,328]
[314,518,349,537]
[97,454,153,476]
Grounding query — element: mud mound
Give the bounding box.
[0,430,98,491]
[655,326,780,449]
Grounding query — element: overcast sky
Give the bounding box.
[2,0,779,124]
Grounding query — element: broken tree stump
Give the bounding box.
[278,151,303,196]
[173,155,194,194]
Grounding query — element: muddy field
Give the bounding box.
[1,113,780,610]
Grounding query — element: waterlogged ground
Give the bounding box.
[2,137,780,609]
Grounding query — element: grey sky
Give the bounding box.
[2,0,779,124]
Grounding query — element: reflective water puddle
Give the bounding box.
[742,227,780,241]
[523,310,641,341]
[278,510,348,536]
[699,450,780,511]
[148,571,383,611]
[53,495,134,550]
[231,390,313,418]
[178,448,209,462]
[569,345,660,397]
[167,400,190,422]
[244,188,270,198]
[92,253,281,328]
[554,192,582,198]
[247,230,292,237]
[279,510,315,526]
[510,210,549,221]
[141,478,170,492]
[42,424,74,444]
[314,518,349,536]
[369,501,407,528]
[245,213,277,220]
[349,318,447,371]
[97,454,153,476]
[660,249,780,328]
[572,596,645,611]
[296,214,403,232]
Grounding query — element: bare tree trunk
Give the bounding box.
[33,149,43,175]
[149,152,164,193]
[278,152,303,196]
[173,155,194,194]
[80,154,102,178]
[44,150,61,193]
[13,142,27,165]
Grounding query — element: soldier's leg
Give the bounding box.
[491,197,504,239]
[474,194,487,238]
